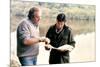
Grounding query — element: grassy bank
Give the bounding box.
[11,1,96,35]
[39,19,95,36]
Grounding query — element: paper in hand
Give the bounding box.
[58,44,74,51]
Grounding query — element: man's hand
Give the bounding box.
[44,38,50,44]
[44,44,54,50]
[39,37,50,44]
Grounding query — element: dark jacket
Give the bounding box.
[46,24,75,64]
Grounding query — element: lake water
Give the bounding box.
[11,31,96,66]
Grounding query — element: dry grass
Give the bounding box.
[39,19,95,36]
[67,20,95,35]
[11,1,95,35]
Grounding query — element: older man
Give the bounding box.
[17,7,50,66]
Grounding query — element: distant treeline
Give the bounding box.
[11,1,95,33]
[11,1,95,21]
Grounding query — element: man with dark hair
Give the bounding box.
[45,13,76,64]
[17,7,50,66]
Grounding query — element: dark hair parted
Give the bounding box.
[57,13,66,22]
[28,7,40,20]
